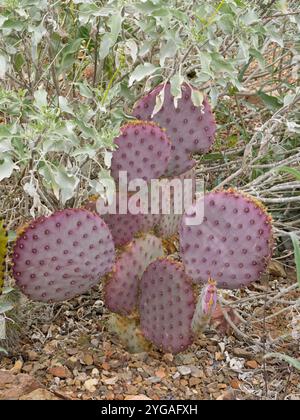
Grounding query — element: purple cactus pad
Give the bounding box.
[105,234,164,315]
[180,190,273,289]
[139,258,195,354]
[133,82,216,176]
[111,121,172,183]
[12,209,115,302]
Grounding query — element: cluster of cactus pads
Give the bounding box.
[2,82,274,354]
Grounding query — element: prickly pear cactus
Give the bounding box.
[139,258,195,354]
[0,220,8,294]
[12,209,115,302]
[133,82,216,176]
[105,234,164,315]
[111,121,172,183]
[180,189,273,289]
[107,313,151,353]
[191,279,218,335]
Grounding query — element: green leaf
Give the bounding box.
[0,156,14,181]
[0,55,7,79]
[241,10,259,25]
[265,353,300,370]
[34,88,48,109]
[58,96,74,115]
[257,92,282,111]
[277,166,300,181]
[0,302,14,314]
[170,72,184,107]
[128,63,158,87]
[160,39,177,67]
[151,84,165,117]
[60,38,82,71]
[290,233,300,289]
[191,89,204,107]
[77,82,93,99]
[249,48,265,70]
[53,166,79,205]
[99,12,122,59]
[0,347,8,355]
[286,121,300,134]
[14,52,25,72]
[2,19,24,31]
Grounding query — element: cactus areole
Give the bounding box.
[12,209,115,302]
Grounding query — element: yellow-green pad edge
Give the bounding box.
[0,220,8,294]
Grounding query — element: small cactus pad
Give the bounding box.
[191,279,218,335]
[155,168,196,238]
[12,209,115,302]
[86,195,157,247]
[0,220,8,294]
[107,313,151,353]
[111,121,172,183]
[139,258,195,353]
[133,83,216,176]
[102,213,144,248]
[105,234,164,315]
[180,190,273,289]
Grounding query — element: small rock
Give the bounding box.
[155,368,166,379]
[22,364,33,374]
[26,351,39,361]
[190,367,204,378]
[82,353,94,366]
[124,394,151,400]
[20,389,60,400]
[230,379,240,389]
[189,377,201,387]
[91,339,99,348]
[75,372,88,382]
[268,260,286,278]
[66,356,78,370]
[215,352,225,361]
[66,348,78,356]
[174,353,196,365]
[84,378,98,393]
[0,371,41,400]
[91,368,100,378]
[103,377,118,385]
[133,352,148,362]
[245,360,258,369]
[177,366,192,376]
[10,361,23,374]
[162,353,174,363]
[216,391,236,400]
[233,348,254,359]
[48,366,71,379]
[146,376,161,384]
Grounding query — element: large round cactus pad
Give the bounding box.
[180,190,273,289]
[12,209,115,302]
